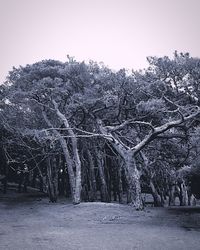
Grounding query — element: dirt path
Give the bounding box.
[0,189,200,250]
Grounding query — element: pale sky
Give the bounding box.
[0,0,200,83]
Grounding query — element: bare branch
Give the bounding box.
[132,107,200,155]
[156,133,186,140]
[163,96,185,121]
[105,120,155,132]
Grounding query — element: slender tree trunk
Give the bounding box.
[87,150,97,201]
[187,185,196,206]
[3,164,8,194]
[181,181,188,206]
[58,138,76,200]
[117,166,123,203]
[169,184,176,206]
[96,150,110,202]
[189,194,196,206]
[42,110,81,204]
[72,149,82,205]
[52,101,82,205]
[112,166,118,202]
[3,177,7,194]
[160,190,166,206]
[149,180,163,207]
[57,136,81,204]
[31,170,37,188]
[47,156,58,202]
[39,174,47,193]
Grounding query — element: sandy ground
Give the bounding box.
[0,188,200,250]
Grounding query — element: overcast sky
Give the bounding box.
[0,0,200,83]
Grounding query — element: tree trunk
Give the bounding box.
[39,175,45,192]
[47,156,58,202]
[112,164,123,203]
[187,185,196,206]
[42,110,81,204]
[125,153,143,210]
[181,181,188,206]
[117,166,123,203]
[189,194,196,206]
[107,144,143,209]
[3,164,8,194]
[149,180,163,207]
[169,184,176,206]
[56,136,81,204]
[51,102,82,205]
[58,137,76,202]
[3,177,7,194]
[96,150,110,202]
[87,150,97,201]
[72,148,82,205]
[97,121,144,209]
[31,170,37,188]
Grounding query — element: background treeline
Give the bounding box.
[0,52,200,210]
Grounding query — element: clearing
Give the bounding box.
[0,188,200,250]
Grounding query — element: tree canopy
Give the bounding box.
[1,52,200,209]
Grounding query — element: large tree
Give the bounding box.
[1,53,200,209]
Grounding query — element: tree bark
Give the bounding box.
[169,184,176,206]
[149,180,163,207]
[96,150,110,202]
[179,180,188,206]
[52,101,82,205]
[125,153,143,210]
[47,156,58,202]
[117,166,123,203]
[97,121,144,209]
[42,111,79,203]
[87,149,97,201]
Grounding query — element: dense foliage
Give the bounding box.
[0,52,200,209]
